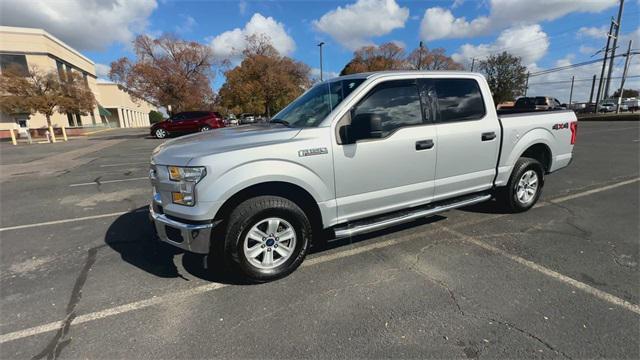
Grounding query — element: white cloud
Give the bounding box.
[577,26,608,39]
[452,24,549,67]
[209,13,295,61]
[95,63,111,79]
[451,0,466,9]
[238,1,247,15]
[313,0,410,50]
[0,0,157,51]
[579,45,598,55]
[174,15,197,34]
[420,0,616,41]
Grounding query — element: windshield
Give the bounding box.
[272,78,365,128]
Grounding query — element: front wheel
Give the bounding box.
[200,126,211,132]
[154,128,168,139]
[223,196,312,282]
[497,157,544,212]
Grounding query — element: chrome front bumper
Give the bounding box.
[149,204,219,254]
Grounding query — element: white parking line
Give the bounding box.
[0,237,403,344]
[0,176,638,343]
[0,212,128,232]
[543,177,639,204]
[442,226,640,316]
[68,177,148,187]
[99,162,148,168]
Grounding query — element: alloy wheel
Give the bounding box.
[516,170,538,205]
[243,217,296,270]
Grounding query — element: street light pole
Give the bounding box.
[418,41,425,70]
[317,42,325,82]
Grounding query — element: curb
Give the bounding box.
[82,128,115,136]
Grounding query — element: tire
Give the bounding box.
[154,128,168,139]
[200,126,211,132]
[497,157,544,213]
[223,196,312,282]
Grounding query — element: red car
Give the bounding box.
[151,111,225,139]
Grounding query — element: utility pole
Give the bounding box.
[616,40,633,113]
[524,72,530,96]
[595,19,615,113]
[317,42,325,82]
[470,58,475,72]
[588,74,597,105]
[605,0,625,99]
[569,76,575,106]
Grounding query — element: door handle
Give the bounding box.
[481,132,496,141]
[415,139,434,150]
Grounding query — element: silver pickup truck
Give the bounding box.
[149,71,577,282]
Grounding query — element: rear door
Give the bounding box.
[332,79,438,222]
[181,112,201,132]
[425,77,500,201]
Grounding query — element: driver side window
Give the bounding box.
[352,80,423,138]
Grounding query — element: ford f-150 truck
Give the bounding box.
[149,71,577,282]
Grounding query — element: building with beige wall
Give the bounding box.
[0,26,156,132]
[97,82,156,128]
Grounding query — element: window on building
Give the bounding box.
[434,79,486,122]
[0,54,29,76]
[353,80,423,137]
[56,61,66,81]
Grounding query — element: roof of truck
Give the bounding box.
[330,70,483,82]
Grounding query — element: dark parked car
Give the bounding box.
[514,96,565,110]
[151,111,225,139]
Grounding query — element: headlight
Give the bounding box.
[167,166,206,206]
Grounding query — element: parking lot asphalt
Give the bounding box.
[0,122,638,359]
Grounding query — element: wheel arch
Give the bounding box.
[214,181,324,233]
[520,143,552,173]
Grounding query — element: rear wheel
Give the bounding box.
[497,157,544,212]
[223,196,311,282]
[154,128,168,139]
[200,126,211,132]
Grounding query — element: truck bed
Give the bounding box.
[494,109,577,187]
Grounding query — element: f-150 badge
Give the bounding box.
[298,147,328,157]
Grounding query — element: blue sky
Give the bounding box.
[2,0,639,102]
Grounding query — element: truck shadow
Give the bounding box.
[105,208,450,284]
[104,207,250,285]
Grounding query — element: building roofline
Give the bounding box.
[0,26,95,65]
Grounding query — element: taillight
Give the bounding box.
[570,121,578,145]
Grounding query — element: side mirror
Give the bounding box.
[346,113,383,143]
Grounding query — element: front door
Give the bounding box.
[332,79,437,223]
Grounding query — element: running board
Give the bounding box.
[333,193,492,239]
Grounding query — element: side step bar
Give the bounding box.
[333,193,492,239]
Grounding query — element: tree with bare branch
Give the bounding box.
[340,42,462,75]
[109,34,216,112]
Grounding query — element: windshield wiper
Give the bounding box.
[269,118,291,127]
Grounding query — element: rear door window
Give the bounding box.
[433,78,486,122]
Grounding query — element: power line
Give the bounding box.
[528,75,640,86]
[530,52,638,77]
